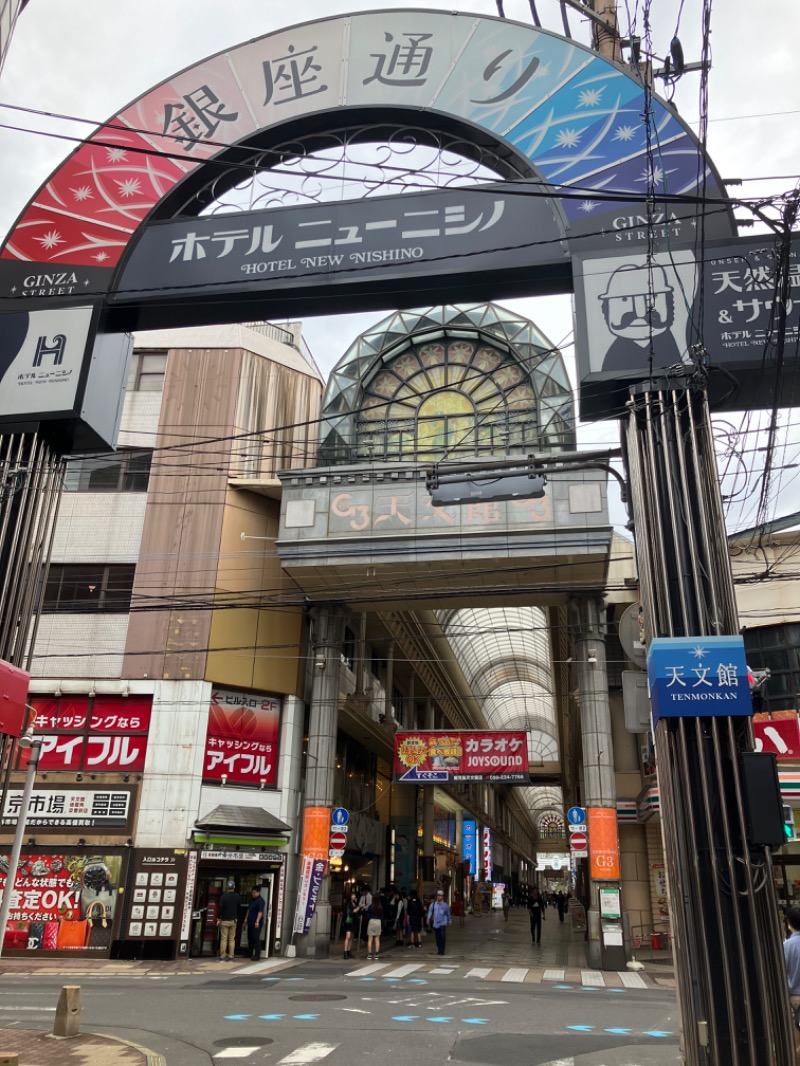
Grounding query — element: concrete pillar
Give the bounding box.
[569,595,618,969]
[52,985,81,1038]
[277,694,305,951]
[304,604,346,958]
[421,698,435,881]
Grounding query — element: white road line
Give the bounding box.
[429,967,455,975]
[278,1042,338,1065]
[542,969,565,981]
[231,958,292,976]
[385,964,425,978]
[215,1050,261,1060]
[619,970,647,988]
[465,967,492,980]
[581,970,605,987]
[346,963,389,976]
[0,1006,56,1012]
[500,967,529,983]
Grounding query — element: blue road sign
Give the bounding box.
[332,807,349,825]
[567,806,586,825]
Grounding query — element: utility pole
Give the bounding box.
[624,384,794,1063]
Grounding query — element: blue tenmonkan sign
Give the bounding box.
[462,819,477,876]
[647,636,753,725]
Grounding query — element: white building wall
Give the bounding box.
[136,679,210,848]
[30,614,131,678]
[51,494,146,563]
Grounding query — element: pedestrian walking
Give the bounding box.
[366,895,383,960]
[501,889,510,921]
[406,891,424,948]
[528,887,545,945]
[557,890,567,924]
[394,889,407,946]
[783,903,800,1063]
[427,888,452,956]
[342,890,360,959]
[217,880,241,961]
[246,886,265,960]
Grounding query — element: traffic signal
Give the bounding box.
[782,805,797,843]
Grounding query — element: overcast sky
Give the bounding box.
[1,1,799,531]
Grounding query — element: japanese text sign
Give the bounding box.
[462,819,477,876]
[1,786,134,832]
[0,850,124,952]
[587,807,620,881]
[647,636,752,725]
[393,731,528,783]
[23,696,151,773]
[202,687,280,787]
[115,182,563,305]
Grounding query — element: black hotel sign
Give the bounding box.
[113,184,568,305]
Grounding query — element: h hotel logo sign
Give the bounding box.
[33,333,67,367]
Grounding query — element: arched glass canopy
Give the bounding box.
[318,304,575,466]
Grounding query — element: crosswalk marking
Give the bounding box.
[619,970,647,988]
[500,968,529,983]
[232,958,292,976]
[215,1050,262,1060]
[387,964,425,978]
[346,962,389,977]
[581,970,605,987]
[465,967,492,979]
[278,1043,338,1065]
[429,967,455,975]
[542,969,566,982]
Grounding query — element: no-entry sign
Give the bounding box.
[329,830,347,851]
[570,831,588,852]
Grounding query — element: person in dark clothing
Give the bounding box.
[556,891,567,924]
[528,887,545,945]
[246,886,265,960]
[217,880,241,961]
[406,891,424,948]
[342,890,361,959]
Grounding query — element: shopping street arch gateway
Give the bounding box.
[0,11,741,966]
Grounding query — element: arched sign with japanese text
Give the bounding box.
[0,10,734,331]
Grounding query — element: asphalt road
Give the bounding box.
[0,963,681,1066]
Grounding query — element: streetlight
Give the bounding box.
[0,731,43,957]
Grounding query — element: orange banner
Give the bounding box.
[588,807,620,881]
[301,806,331,861]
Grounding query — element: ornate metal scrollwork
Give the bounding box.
[173,124,526,218]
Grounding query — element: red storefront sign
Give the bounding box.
[0,659,30,738]
[202,687,280,787]
[753,713,800,759]
[0,850,125,954]
[20,696,151,773]
[393,730,528,783]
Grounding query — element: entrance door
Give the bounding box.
[237,875,274,958]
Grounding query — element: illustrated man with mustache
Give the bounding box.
[599,263,683,372]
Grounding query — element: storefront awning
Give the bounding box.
[194,804,292,836]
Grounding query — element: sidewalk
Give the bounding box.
[0,1029,161,1066]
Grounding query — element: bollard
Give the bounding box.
[52,985,81,1038]
[0,1054,19,1064]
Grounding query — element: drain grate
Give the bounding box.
[288,993,347,1002]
